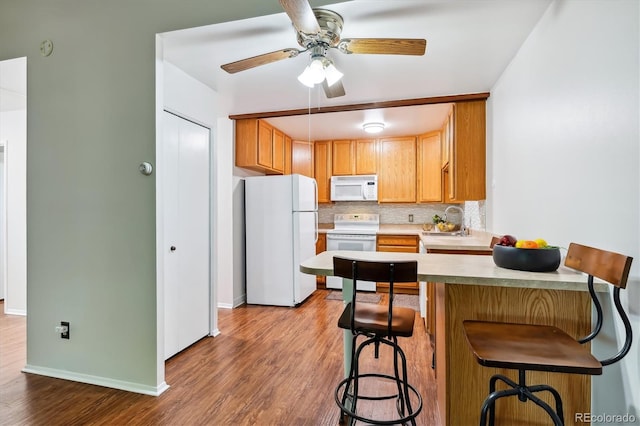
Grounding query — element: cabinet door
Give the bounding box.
[292,140,314,177]
[450,101,486,201]
[378,137,417,203]
[284,135,292,175]
[332,139,354,175]
[257,120,273,169]
[376,234,419,293]
[355,139,377,174]
[441,107,453,168]
[315,233,326,286]
[418,131,442,202]
[314,141,332,203]
[272,128,285,173]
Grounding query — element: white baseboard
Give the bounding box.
[5,307,26,316]
[217,294,246,310]
[22,365,170,396]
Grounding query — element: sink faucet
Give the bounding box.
[444,205,466,236]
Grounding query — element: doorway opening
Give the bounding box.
[0,57,27,316]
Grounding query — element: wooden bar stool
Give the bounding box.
[462,242,633,425]
[332,256,423,425]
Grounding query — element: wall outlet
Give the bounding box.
[59,321,70,339]
[408,214,414,223]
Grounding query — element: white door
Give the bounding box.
[163,111,210,359]
[0,146,4,300]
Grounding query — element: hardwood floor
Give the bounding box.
[0,292,439,425]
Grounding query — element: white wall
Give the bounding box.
[488,0,639,419]
[0,108,27,315]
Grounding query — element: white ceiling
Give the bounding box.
[162,0,553,140]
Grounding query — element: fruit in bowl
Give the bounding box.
[496,234,517,247]
[437,222,460,232]
[493,235,561,272]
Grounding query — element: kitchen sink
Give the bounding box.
[422,231,464,236]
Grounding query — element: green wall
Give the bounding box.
[0,0,334,391]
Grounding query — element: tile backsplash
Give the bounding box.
[319,201,486,229]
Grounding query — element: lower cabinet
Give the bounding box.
[315,233,327,288]
[376,234,419,294]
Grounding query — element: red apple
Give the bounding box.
[498,235,517,247]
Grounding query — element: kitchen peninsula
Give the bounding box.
[300,250,601,426]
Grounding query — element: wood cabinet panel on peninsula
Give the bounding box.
[376,234,419,294]
[235,118,285,174]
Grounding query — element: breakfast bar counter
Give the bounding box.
[300,250,597,426]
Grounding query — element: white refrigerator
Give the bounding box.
[245,174,318,306]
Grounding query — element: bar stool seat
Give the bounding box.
[463,321,603,375]
[332,256,423,425]
[462,242,633,426]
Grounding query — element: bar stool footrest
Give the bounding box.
[335,372,423,425]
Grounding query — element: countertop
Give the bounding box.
[318,223,494,251]
[300,250,604,292]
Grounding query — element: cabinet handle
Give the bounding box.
[170,246,176,252]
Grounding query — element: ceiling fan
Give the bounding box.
[220,0,427,98]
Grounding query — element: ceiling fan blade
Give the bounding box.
[338,38,427,56]
[279,0,320,35]
[322,80,346,99]
[221,48,299,74]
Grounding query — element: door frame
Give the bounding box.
[0,140,6,304]
[157,110,214,358]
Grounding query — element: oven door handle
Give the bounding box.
[327,235,377,242]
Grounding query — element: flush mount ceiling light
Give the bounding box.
[297,45,344,88]
[363,122,385,134]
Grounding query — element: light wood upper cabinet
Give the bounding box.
[257,120,273,169]
[235,118,285,174]
[449,101,486,201]
[331,140,355,175]
[284,135,292,175]
[331,138,377,175]
[272,128,285,173]
[442,107,453,168]
[291,140,314,177]
[314,140,332,203]
[355,139,377,174]
[417,131,442,203]
[378,137,416,203]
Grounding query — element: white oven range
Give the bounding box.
[326,213,379,292]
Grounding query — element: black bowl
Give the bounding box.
[492,244,561,272]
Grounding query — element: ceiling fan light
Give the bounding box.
[324,62,343,87]
[307,58,325,83]
[298,57,327,88]
[363,122,385,134]
[297,67,316,88]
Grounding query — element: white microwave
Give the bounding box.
[330,175,378,201]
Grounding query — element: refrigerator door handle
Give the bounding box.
[314,211,318,243]
[313,178,318,211]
